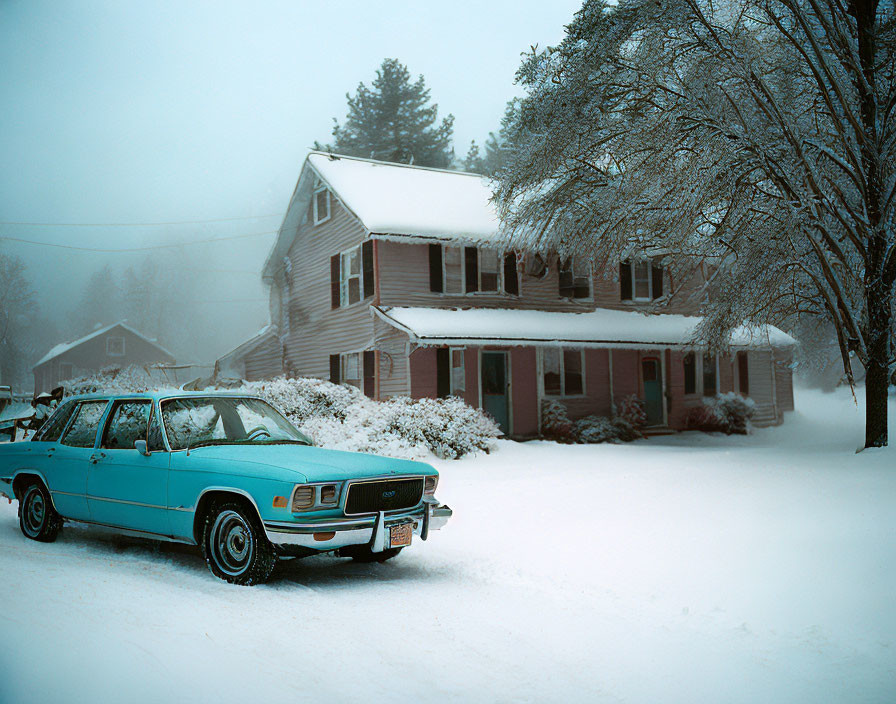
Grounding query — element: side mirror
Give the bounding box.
[134,439,150,456]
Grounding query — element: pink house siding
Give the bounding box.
[409,347,438,399]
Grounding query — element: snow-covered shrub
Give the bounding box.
[686,393,755,434]
[617,394,647,430]
[540,399,576,443]
[243,376,362,423]
[572,415,642,443]
[63,365,172,395]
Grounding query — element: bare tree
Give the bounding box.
[495,0,895,447]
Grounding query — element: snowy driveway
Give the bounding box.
[0,388,893,703]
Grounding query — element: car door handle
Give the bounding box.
[89,452,106,464]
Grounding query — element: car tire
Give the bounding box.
[344,546,403,563]
[18,482,62,543]
[201,500,277,586]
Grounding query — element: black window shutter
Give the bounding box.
[329,354,340,383]
[464,247,479,292]
[429,244,444,293]
[559,258,573,298]
[503,253,519,295]
[620,262,632,300]
[330,255,341,309]
[436,347,450,398]
[737,351,749,395]
[683,353,696,394]
[362,241,375,299]
[651,262,664,300]
[363,350,375,397]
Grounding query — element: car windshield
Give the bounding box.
[160,397,311,451]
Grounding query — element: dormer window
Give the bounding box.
[313,179,330,224]
[620,259,664,301]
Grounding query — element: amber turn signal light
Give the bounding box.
[272,496,288,508]
[313,532,336,541]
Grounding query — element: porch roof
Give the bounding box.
[372,306,796,350]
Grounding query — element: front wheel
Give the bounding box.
[19,482,62,543]
[201,501,277,585]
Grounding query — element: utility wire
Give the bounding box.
[0,229,279,253]
[0,213,281,227]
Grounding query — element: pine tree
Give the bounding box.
[315,58,455,168]
[463,141,484,173]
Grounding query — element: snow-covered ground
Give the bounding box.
[0,387,893,703]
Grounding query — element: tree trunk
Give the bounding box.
[864,282,891,447]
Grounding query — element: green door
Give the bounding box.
[481,352,509,434]
[642,358,664,426]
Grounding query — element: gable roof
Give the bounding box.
[33,322,175,369]
[262,151,502,280]
[372,306,797,350]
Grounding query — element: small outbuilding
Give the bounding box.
[32,322,175,394]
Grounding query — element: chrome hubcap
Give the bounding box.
[210,510,254,576]
[23,489,45,537]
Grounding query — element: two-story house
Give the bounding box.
[222,152,795,436]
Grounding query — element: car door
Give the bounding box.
[88,399,171,535]
[51,400,110,521]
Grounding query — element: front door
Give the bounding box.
[87,400,171,535]
[641,358,664,426]
[481,351,509,434]
[52,400,110,521]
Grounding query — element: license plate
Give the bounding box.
[389,523,413,548]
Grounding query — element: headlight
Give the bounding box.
[291,483,342,512]
[424,475,438,495]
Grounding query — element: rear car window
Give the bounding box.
[34,401,76,443]
[61,401,108,448]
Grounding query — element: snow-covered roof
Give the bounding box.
[33,322,175,369]
[309,152,501,243]
[373,306,796,350]
[215,325,278,375]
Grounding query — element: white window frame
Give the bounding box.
[541,347,586,398]
[683,352,719,396]
[444,245,517,297]
[337,244,368,308]
[313,180,331,225]
[449,346,465,396]
[559,257,593,301]
[106,336,125,357]
[340,352,361,386]
[622,259,663,302]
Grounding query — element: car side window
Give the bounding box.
[102,401,152,450]
[61,401,109,448]
[147,410,166,452]
[34,401,76,443]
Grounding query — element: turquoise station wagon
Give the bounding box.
[0,392,452,585]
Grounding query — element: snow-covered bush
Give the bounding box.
[243,376,362,423]
[573,415,641,444]
[540,399,577,443]
[617,394,647,430]
[686,393,755,434]
[63,365,173,395]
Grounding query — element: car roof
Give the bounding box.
[63,390,258,403]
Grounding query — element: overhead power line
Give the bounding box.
[0,229,279,253]
[0,213,282,227]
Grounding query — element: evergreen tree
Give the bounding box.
[463,140,484,173]
[315,58,455,168]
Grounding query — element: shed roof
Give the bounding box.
[372,306,796,350]
[215,325,278,376]
[33,322,175,369]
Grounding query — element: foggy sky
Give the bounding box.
[0,0,581,363]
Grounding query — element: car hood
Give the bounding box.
[185,444,435,483]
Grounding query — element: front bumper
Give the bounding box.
[263,501,452,553]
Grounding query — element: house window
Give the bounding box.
[341,352,361,386]
[737,351,749,395]
[450,347,465,396]
[683,353,696,394]
[558,258,592,299]
[432,245,517,295]
[330,242,374,308]
[313,181,330,224]
[620,259,664,301]
[59,363,74,381]
[543,347,585,396]
[702,353,717,397]
[106,336,125,356]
